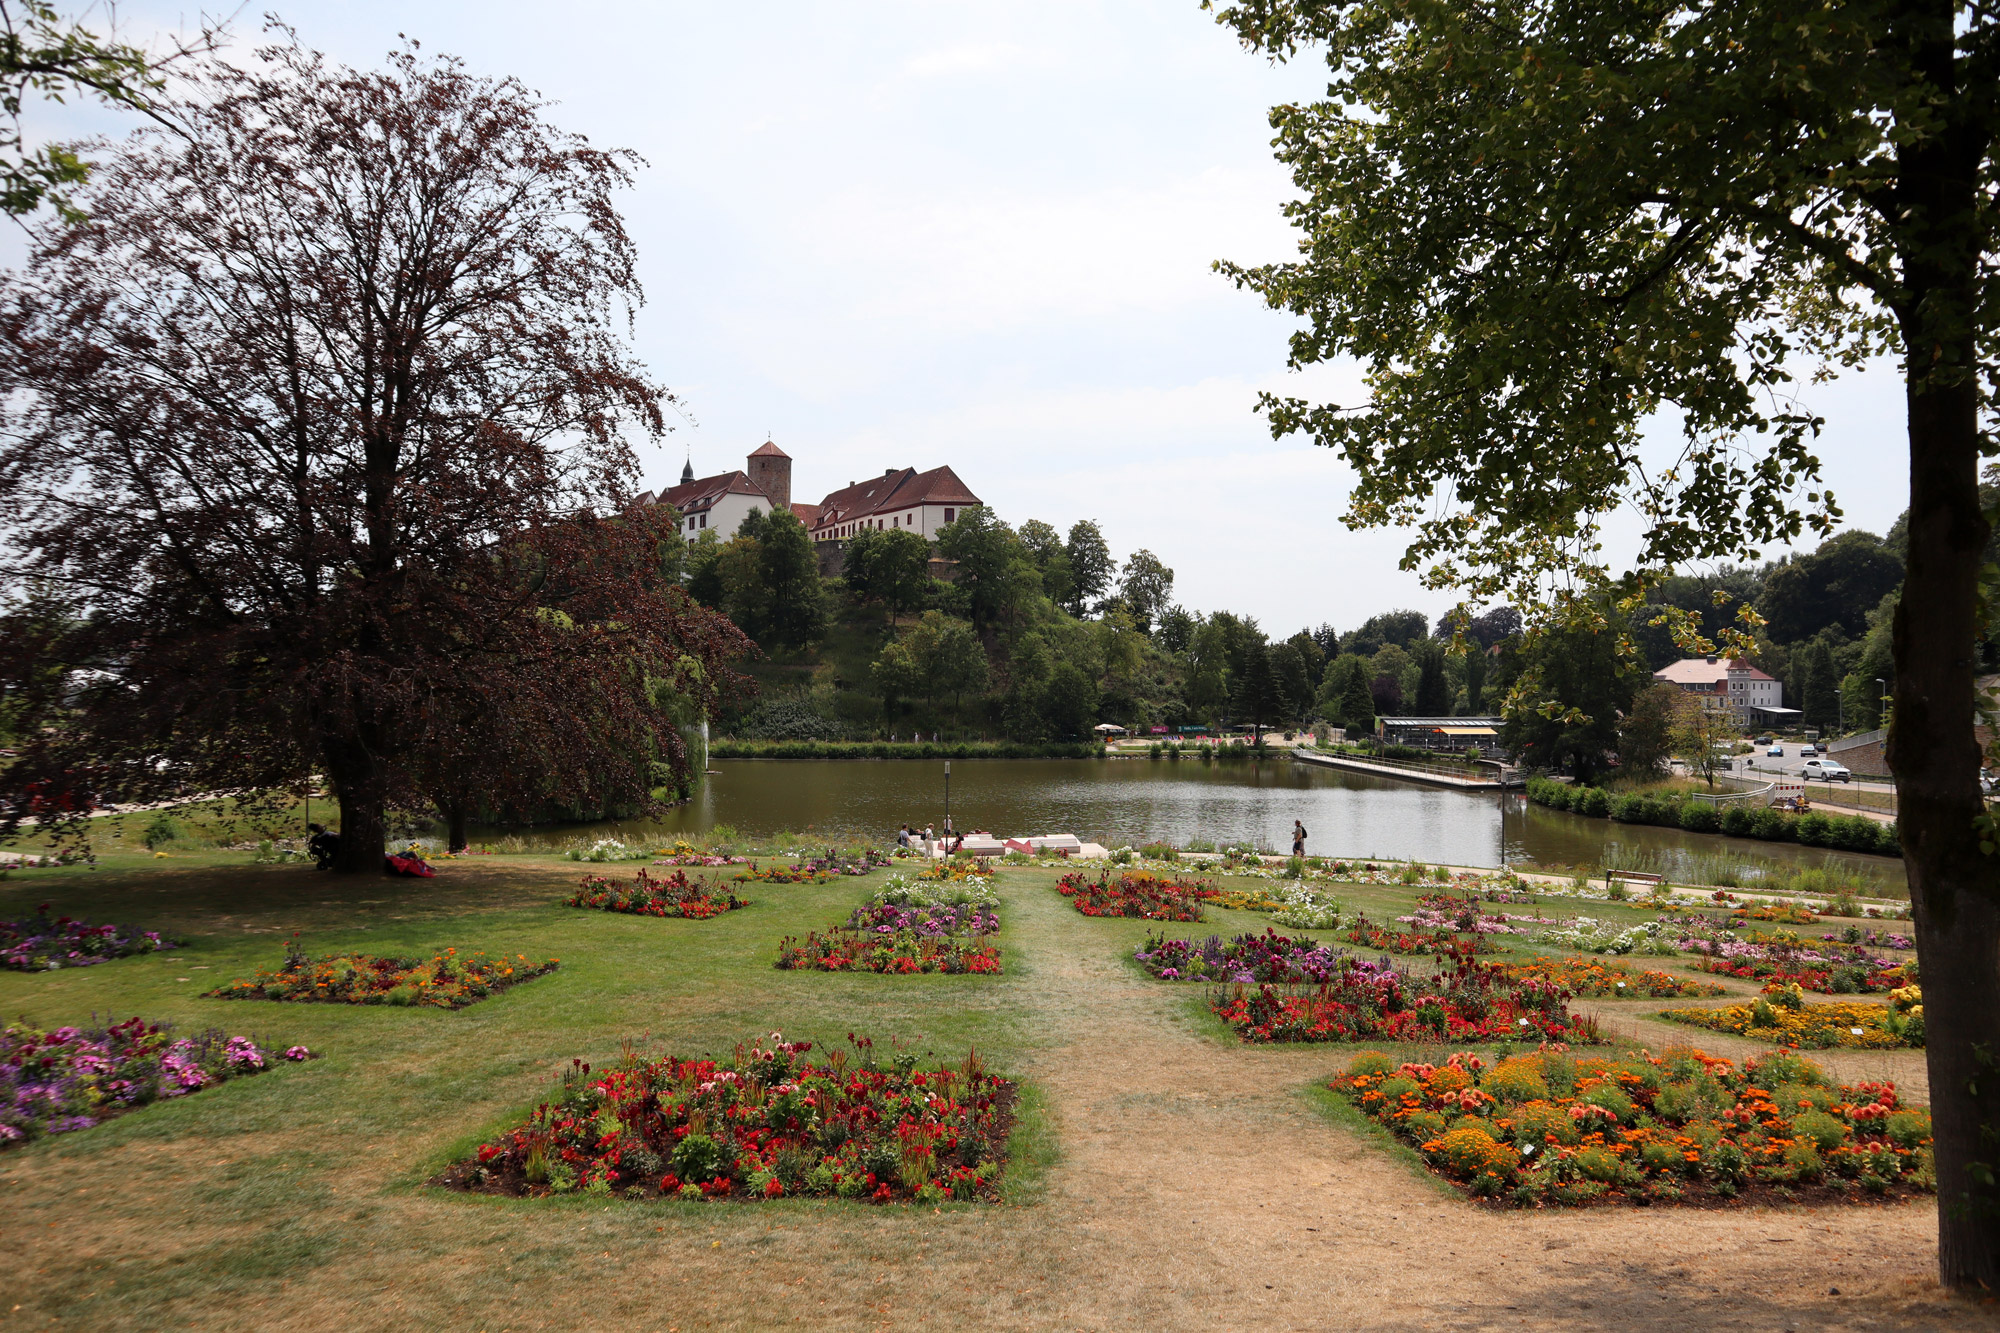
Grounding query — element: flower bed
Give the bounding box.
[1341,915,1496,957]
[1535,916,1681,956]
[1657,984,1921,1049]
[775,903,1002,974]
[567,868,746,919]
[653,840,751,868]
[207,944,559,1008]
[1397,893,1555,935]
[1485,956,1725,998]
[2,1017,312,1147]
[439,1034,1014,1203]
[914,860,998,884]
[731,862,840,885]
[870,873,998,909]
[1330,1045,1933,1205]
[1057,869,1215,921]
[1135,928,1346,984]
[1687,943,1906,995]
[2,905,180,971]
[1210,959,1588,1044]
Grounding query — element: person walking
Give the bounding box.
[896,824,911,849]
[1291,819,1307,858]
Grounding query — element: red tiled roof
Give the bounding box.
[659,470,764,514]
[812,466,981,531]
[791,502,822,528]
[749,440,789,459]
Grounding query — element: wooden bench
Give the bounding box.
[1604,869,1665,887]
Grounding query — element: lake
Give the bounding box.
[488,756,1906,891]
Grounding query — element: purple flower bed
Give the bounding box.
[2,1017,312,1147]
[1135,928,1349,984]
[1,904,181,971]
[1823,929,1913,950]
[843,902,999,938]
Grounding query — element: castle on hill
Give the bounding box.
[636,441,982,574]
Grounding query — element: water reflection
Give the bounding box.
[480,757,1903,889]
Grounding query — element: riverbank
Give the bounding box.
[709,740,1109,760]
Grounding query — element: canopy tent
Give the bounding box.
[1092,723,1128,734]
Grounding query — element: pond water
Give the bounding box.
[485,757,1906,892]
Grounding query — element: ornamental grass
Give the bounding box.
[2,905,181,971]
[440,1034,1013,1204]
[2,1017,312,1147]
[1135,928,1347,984]
[567,868,746,919]
[1330,1045,1933,1206]
[1658,983,1921,1049]
[1486,956,1726,998]
[207,942,559,1009]
[1057,869,1215,920]
[1210,959,1591,1045]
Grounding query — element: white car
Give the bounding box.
[1801,758,1852,783]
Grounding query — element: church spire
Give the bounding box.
[680,452,694,486]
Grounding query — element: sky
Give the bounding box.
[6,0,1911,639]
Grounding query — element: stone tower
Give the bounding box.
[747,440,791,513]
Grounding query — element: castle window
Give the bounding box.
[944,508,955,523]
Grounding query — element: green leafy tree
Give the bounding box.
[756,510,825,652]
[1063,520,1116,615]
[1038,660,1100,739]
[0,2,222,220]
[683,529,725,606]
[1798,636,1843,734]
[1212,0,1999,1276]
[1117,549,1175,634]
[1339,610,1427,657]
[1284,629,1326,691]
[1268,640,1315,724]
[1411,637,1452,715]
[1617,682,1681,778]
[843,526,931,620]
[1156,605,1198,654]
[1760,532,1904,644]
[1018,519,1076,611]
[937,507,1036,630]
[1231,636,1285,740]
[1460,643,1488,714]
[1497,620,1639,781]
[1318,653,1376,734]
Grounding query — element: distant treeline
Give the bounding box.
[709,740,1109,760]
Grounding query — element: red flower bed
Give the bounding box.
[1056,869,1216,920]
[439,1034,1014,1204]
[1210,958,1591,1044]
[1341,915,1496,958]
[567,868,746,919]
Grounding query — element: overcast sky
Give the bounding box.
[8,1,1910,639]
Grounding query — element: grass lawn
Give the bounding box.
[0,852,1971,1332]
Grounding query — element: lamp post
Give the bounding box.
[943,761,952,845]
[1876,677,1889,729]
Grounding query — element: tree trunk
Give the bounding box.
[1889,369,2000,1289]
[442,801,469,854]
[332,786,386,874]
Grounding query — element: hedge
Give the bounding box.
[709,740,1108,760]
[1524,776,1900,858]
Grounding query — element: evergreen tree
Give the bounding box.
[1231,638,1285,740]
[1800,637,1842,734]
[1412,638,1453,714]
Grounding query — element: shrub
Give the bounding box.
[1886,1109,1932,1149]
[1507,1098,1581,1146]
[1720,804,1757,837]
[1346,1050,1396,1078]
[142,812,182,849]
[1679,802,1721,833]
[1793,1109,1850,1153]
[1610,793,1646,822]
[1580,786,1612,817]
[1752,808,1796,841]
[1796,813,1832,846]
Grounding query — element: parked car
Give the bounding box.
[1766,742,1784,757]
[1802,758,1852,782]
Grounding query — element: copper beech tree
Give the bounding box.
[1209,0,1996,1284]
[0,36,750,870]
